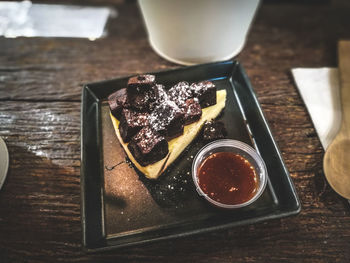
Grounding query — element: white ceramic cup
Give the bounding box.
[138,0,260,65]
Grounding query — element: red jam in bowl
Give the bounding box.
[197,152,258,205]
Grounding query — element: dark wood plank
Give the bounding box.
[0,101,82,261]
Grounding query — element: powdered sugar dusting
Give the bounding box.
[168,81,192,106]
[132,126,166,155]
[123,109,149,126]
[190,80,215,95]
[148,99,182,132]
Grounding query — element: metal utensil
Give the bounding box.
[323,40,350,200]
[0,137,9,190]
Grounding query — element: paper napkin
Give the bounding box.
[292,68,342,150]
[0,1,115,39]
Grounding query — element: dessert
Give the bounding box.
[127,74,157,112]
[128,126,168,166]
[128,88,156,112]
[127,74,155,92]
[119,109,149,142]
[182,98,202,125]
[167,81,192,107]
[108,88,130,119]
[109,74,227,179]
[190,81,216,108]
[149,100,185,140]
[202,120,227,141]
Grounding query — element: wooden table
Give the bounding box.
[1,0,350,262]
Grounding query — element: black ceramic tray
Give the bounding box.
[81,60,301,251]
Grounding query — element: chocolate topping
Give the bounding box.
[128,88,157,112]
[190,80,216,108]
[127,74,156,93]
[202,120,227,141]
[128,126,168,166]
[167,81,192,107]
[108,88,130,119]
[148,100,185,139]
[154,84,168,103]
[148,84,168,112]
[119,109,149,142]
[182,98,202,125]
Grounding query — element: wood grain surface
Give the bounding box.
[323,41,350,199]
[1,0,350,262]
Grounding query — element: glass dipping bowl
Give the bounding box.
[192,139,268,209]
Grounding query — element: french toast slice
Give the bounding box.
[110,89,227,179]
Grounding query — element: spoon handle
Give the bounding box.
[338,41,350,133]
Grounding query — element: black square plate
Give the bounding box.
[81,60,300,251]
